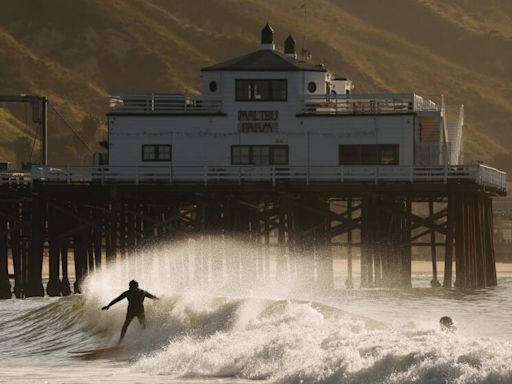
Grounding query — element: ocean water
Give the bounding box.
[1,239,512,384]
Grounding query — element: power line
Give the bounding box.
[48,102,94,155]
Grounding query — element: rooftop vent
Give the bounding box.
[261,23,275,50]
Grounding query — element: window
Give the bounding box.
[231,145,289,165]
[232,146,251,165]
[360,145,377,165]
[379,145,399,165]
[339,144,399,165]
[142,145,172,162]
[271,146,289,165]
[252,146,270,165]
[308,81,317,93]
[235,79,287,101]
[209,81,218,92]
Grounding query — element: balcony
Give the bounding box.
[108,94,224,114]
[301,93,440,115]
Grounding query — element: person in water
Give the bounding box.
[102,280,159,344]
[439,316,456,332]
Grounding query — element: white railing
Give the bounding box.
[15,164,506,192]
[109,94,223,113]
[302,93,440,115]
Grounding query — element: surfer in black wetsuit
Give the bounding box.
[102,280,159,344]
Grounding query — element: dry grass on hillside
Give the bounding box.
[0,0,510,169]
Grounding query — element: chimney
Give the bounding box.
[284,34,296,58]
[261,23,275,50]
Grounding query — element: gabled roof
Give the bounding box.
[201,49,327,72]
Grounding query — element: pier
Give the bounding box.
[0,164,505,298]
[0,24,507,298]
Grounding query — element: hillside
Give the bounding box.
[0,0,510,169]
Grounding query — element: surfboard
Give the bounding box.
[68,346,122,355]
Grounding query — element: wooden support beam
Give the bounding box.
[345,198,354,289]
[484,197,497,286]
[429,200,441,288]
[25,195,45,297]
[61,242,71,296]
[454,196,466,289]
[0,213,11,298]
[443,194,454,288]
[11,208,23,298]
[47,205,62,297]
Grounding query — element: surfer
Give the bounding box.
[102,280,159,344]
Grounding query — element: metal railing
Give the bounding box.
[109,94,223,113]
[0,164,501,192]
[302,93,440,115]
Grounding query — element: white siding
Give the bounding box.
[108,113,414,167]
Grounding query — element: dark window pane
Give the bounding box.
[236,80,252,101]
[379,145,399,165]
[236,79,287,101]
[271,146,288,165]
[339,145,360,165]
[232,146,250,165]
[157,145,171,161]
[253,80,271,100]
[272,80,287,100]
[142,145,156,161]
[360,145,377,165]
[252,146,270,165]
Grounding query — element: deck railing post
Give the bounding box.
[340,166,344,183]
[476,165,482,185]
[66,165,70,184]
[101,167,104,184]
[272,166,276,186]
[306,165,310,185]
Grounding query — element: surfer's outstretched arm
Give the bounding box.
[145,291,159,300]
[102,291,128,310]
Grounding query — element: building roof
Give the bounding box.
[201,49,327,72]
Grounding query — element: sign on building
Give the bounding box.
[238,110,278,133]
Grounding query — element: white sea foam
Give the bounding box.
[80,237,512,383]
[3,237,511,383]
[133,297,512,383]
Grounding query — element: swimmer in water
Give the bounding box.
[102,280,159,344]
[440,316,457,332]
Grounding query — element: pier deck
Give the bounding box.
[0,163,505,298]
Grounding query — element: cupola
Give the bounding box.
[284,34,296,58]
[261,23,275,50]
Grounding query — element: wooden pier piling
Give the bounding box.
[0,180,503,297]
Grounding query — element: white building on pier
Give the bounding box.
[33,24,506,190]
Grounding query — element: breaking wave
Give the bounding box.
[2,237,512,383]
[1,291,512,383]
